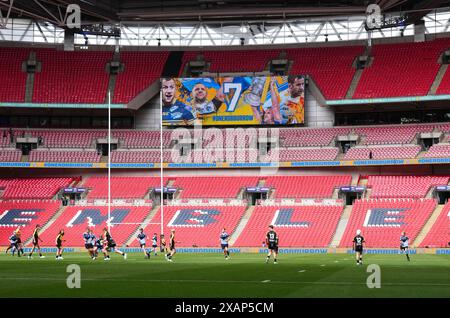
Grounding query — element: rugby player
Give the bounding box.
[353,229,365,265]
[151,233,158,256]
[400,231,411,261]
[28,224,45,259]
[137,228,151,259]
[265,225,279,264]
[83,228,96,259]
[102,228,127,261]
[5,231,18,256]
[220,228,231,260]
[55,229,65,260]
[165,229,177,262]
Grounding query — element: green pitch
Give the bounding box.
[0,252,449,298]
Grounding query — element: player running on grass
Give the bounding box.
[136,228,151,259]
[102,228,127,261]
[353,229,365,265]
[151,233,158,256]
[165,229,177,262]
[220,228,231,260]
[265,225,279,264]
[93,235,103,258]
[15,228,24,257]
[83,228,96,260]
[400,231,411,261]
[28,224,45,259]
[5,231,19,256]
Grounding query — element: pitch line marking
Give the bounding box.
[1,277,450,287]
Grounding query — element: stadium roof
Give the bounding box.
[2,0,450,24]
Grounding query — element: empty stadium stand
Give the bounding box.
[280,127,350,147]
[82,176,166,199]
[141,205,247,247]
[234,205,344,247]
[274,147,339,161]
[264,175,352,198]
[344,145,421,160]
[113,51,169,103]
[39,206,150,247]
[33,49,112,103]
[0,149,22,162]
[419,202,450,248]
[340,198,437,248]
[355,125,433,145]
[286,46,365,100]
[0,200,61,244]
[423,144,450,158]
[172,176,260,198]
[181,50,280,74]
[367,175,449,198]
[353,39,450,98]
[436,66,450,95]
[0,177,75,199]
[0,48,30,103]
[29,150,101,163]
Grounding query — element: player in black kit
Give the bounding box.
[353,229,365,265]
[165,229,176,262]
[28,224,45,259]
[265,225,279,264]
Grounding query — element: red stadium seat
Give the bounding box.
[340,198,436,248]
[234,205,344,247]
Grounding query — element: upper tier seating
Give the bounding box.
[181,50,280,74]
[0,200,61,246]
[436,66,450,95]
[172,176,260,198]
[0,177,75,199]
[367,175,449,198]
[39,206,150,247]
[340,198,436,248]
[83,176,168,199]
[354,39,450,98]
[141,206,247,247]
[343,145,421,160]
[264,175,352,198]
[234,205,344,247]
[287,46,365,99]
[33,49,111,103]
[0,48,30,102]
[113,51,169,103]
[419,201,450,248]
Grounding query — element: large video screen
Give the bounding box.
[161,75,305,126]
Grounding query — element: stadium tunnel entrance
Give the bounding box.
[433,185,450,204]
[338,186,365,205]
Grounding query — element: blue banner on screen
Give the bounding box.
[161,76,305,126]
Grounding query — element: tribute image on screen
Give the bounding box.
[161,75,305,126]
